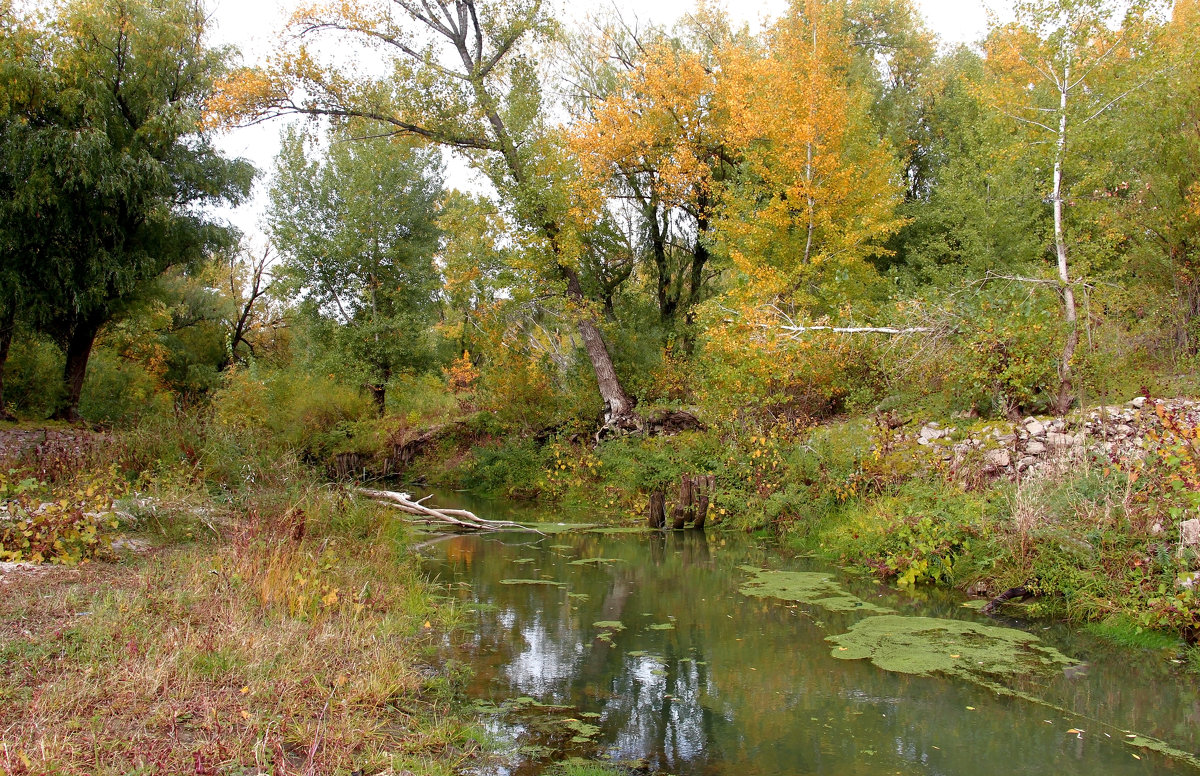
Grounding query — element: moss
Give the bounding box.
[738,566,895,613]
[827,615,1077,680]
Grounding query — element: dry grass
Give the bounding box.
[0,485,480,776]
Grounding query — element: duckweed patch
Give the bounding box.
[568,558,624,566]
[1123,735,1200,768]
[827,615,1077,680]
[738,567,895,613]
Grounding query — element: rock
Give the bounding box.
[1046,432,1075,448]
[919,424,947,442]
[1024,440,1047,455]
[1114,424,1133,437]
[1151,521,1165,536]
[1017,456,1038,471]
[1048,419,1066,433]
[1024,418,1047,436]
[1180,519,1200,548]
[1129,396,1147,409]
[984,449,1011,468]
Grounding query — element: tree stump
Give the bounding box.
[671,475,696,530]
[693,475,715,528]
[647,488,666,529]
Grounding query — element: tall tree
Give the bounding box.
[983,0,1163,412]
[1108,0,1200,353]
[1,0,253,419]
[0,1,51,419]
[269,124,443,414]
[569,11,743,346]
[211,0,642,431]
[716,0,905,316]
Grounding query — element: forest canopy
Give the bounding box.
[3,0,1198,433]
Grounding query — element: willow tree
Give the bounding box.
[211,0,641,431]
[1,0,253,420]
[983,0,1163,412]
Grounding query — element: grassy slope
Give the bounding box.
[0,427,482,776]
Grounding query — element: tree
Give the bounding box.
[569,11,742,347]
[0,0,253,419]
[1108,0,1200,354]
[211,0,643,431]
[715,0,905,315]
[0,0,51,419]
[983,0,1163,412]
[269,123,443,414]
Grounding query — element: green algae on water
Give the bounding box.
[593,620,625,631]
[568,557,625,566]
[647,623,675,631]
[738,566,895,613]
[827,615,1077,680]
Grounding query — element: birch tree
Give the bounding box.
[983,0,1162,412]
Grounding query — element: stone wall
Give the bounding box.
[909,397,1199,478]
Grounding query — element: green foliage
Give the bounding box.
[4,333,64,418]
[78,348,172,424]
[211,368,372,461]
[0,0,253,416]
[463,439,550,500]
[269,122,445,410]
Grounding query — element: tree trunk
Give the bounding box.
[55,319,101,422]
[671,475,696,530]
[562,266,638,430]
[369,384,386,416]
[0,304,14,421]
[693,475,715,529]
[1052,65,1078,416]
[647,488,666,529]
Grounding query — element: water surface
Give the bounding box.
[421,529,1200,775]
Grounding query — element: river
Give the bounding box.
[419,524,1200,775]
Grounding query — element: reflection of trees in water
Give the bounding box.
[429,532,1200,776]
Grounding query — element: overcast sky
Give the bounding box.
[204,0,992,244]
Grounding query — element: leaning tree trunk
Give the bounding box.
[54,319,101,422]
[562,266,638,432]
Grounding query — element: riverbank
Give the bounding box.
[0,421,482,775]
[392,396,1200,656]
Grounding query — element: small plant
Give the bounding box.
[0,467,127,564]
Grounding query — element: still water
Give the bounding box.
[420,527,1200,775]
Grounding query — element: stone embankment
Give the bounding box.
[910,396,1197,478]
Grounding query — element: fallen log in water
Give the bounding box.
[354,487,536,533]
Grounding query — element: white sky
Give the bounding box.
[205,0,991,244]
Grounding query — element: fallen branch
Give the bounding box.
[767,324,935,335]
[354,488,540,533]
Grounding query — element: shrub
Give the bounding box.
[0,467,127,564]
